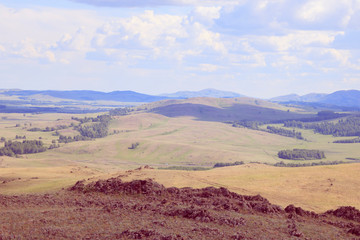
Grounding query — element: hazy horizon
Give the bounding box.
[0,87,346,100]
[0,0,359,98]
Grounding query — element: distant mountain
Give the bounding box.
[160,88,245,98]
[1,90,170,103]
[300,93,328,102]
[319,90,360,108]
[271,93,327,102]
[270,94,301,102]
[271,90,360,109]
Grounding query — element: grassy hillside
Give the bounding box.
[1,109,359,170]
[141,97,313,122]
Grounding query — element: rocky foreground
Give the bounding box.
[1,176,360,239]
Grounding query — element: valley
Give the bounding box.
[1,96,360,239]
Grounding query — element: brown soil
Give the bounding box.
[1,176,360,239]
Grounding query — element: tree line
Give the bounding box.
[28,125,69,132]
[231,121,304,140]
[333,137,360,143]
[266,126,304,140]
[278,149,325,160]
[213,161,244,168]
[284,116,360,137]
[273,160,344,167]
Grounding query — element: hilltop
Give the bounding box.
[143,97,313,122]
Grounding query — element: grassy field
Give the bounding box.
[117,163,360,212]
[0,165,101,194]
[1,110,359,169]
[1,110,360,213]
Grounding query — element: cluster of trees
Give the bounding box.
[283,120,306,129]
[72,115,111,124]
[333,138,360,143]
[76,122,109,139]
[58,135,92,143]
[274,160,345,167]
[72,115,111,139]
[0,114,116,157]
[0,140,47,157]
[109,107,132,116]
[278,149,325,160]
[28,125,68,132]
[15,135,26,139]
[213,161,244,168]
[316,110,344,119]
[284,116,360,137]
[231,121,261,130]
[266,126,304,140]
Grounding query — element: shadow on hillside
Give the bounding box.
[151,103,314,122]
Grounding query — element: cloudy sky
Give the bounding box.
[0,0,359,98]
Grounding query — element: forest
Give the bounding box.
[333,137,360,143]
[278,149,325,160]
[283,116,360,137]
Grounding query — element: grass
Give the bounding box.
[0,166,100,195]
[1,111,360,213]
[119,163,360,212]
[1,111,359,169]
[158,166,211,171]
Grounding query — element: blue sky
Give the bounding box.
[0,0,359,98]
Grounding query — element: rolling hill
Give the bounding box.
[145,97,313,122]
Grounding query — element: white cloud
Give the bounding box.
[1,1,360,97]
[92,11,186,51]
[190,6,221,25]
[192,22,227,54]
[5,38,56,63]
[0,4,101,64]
[54,27,94,52]
[258,30,342,52]
[296,0,353,28]
[89,10,228,65]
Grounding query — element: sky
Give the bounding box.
[0,0,360,98]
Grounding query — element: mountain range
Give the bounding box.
[270,90,360,109]
[0,90,168,103]
[1,89,360,109]
[160,88,245,98]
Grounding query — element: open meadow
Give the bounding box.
[1,106,360,214]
